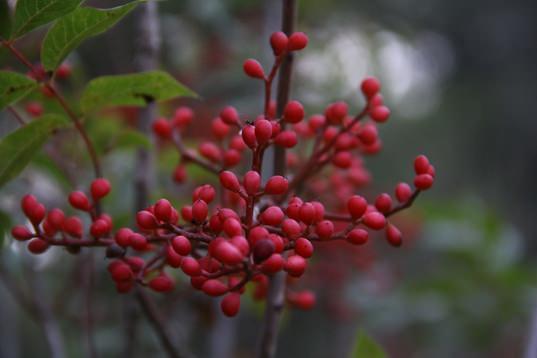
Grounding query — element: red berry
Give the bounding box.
[361,76,381,98]
[285,255,307,277]
[171,235,191,256]
[241,125,257,149]
[325,101,348,124]
[69,191,91,211]
[220,170,241,192]
[288,32,308,51]
[282,218,301,239]
[414,174,434,190]
[248,226,269,245]
[152,118,172,139]
[274,130,297,148]
[56,63,72,79]
[363,212,386,230]
[386,224,402,247]
[215,240,243,265]
[288,291,316,310]
[63,216,83,237]
[181,257,201,276]
[265,176,289,195]
[154,199,173,222]
[414,155,430,175]
[370,105,390,123]
[358,123,378,145]
[299,203,316,224]
[243,170,261,195]
[11,225,33,241]
[221,292,241,317]
[308,114,325,131]
[395,183,412,202]
[202,279,228,296]
[211,117,230,139]
[222,218,242,237]
[223,149,241,167]
[199,141,221,163]
[136,210,158,230]
[315,220,334,240]
[230,235,249,256]
[90,178,110,200]
[115,228,133,247]
[172,107,193,128]
[220,106,239,125]
[166,245,183,267]
[46,209,65,229]
[109,261,133,282]
[261,253,285,274]
[332,151,352,168]
[283,100,304,123]
[25,102,43,117]
[254,119,273,144]
[346,229,368,245]
[260,206,285,226]
[347,195,367,219]
[27,238,49,254]
[270,31,289,55]
[375,193,392,214]
[149,274,175,292]
[195,185,216,203]
[129,233,148,251]
[295,238,313,258]
[90,219,110,237]
[173,165,187,183]
[243,59,265,79]
[192,200,209,223]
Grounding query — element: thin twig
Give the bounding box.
[7,106,26,126]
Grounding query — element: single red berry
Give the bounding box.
[181,206,193,222]
[220,170,241,192]
[152,118,172,139]
[369,93,384,108]
[315,220,334,240]
[181,257,201,276]
[11,225,33,241]
[109,261,133,282]
[370,105,390,123]
[346,228,368,245]
[220,106,239,125]
[243,170,261,195]
[154,199,172,222]
[414,174,434,190]
[358,123,378,145]
[270,31,289,55]
[211,117,230,139]
[194,184,216,203]
[265,176,289,195]
[361,76,381,98]
[283,100,304,123]
[56,63,72,79]
[395,183,412,202]
[386,224,402,247]
[230,135,247,151]
[414,155,430,174]
[136,210,158,230]
[63,216,83,237]
[215,240,244,265]
[254,118,273,144]
[288,32,308,51]
[171,235,191,256]
[192,200,209,223]
[243,59,265,79]
[375,193,392,214]
[363,212,386,230]
[347,195,367,219]
[46,209,65,229]
[285,255,307,277]
[222,218,242,237]
[173,165,187,183]
[115,228,133,247]
[261,253,285,274]
[69,191,91,211]
[27,238,49,254]
[325,101,348,124]
[299,203,316,224]
[199,141,221,163]
[172,107,194,128]
[90,178,111,200]
[260,206,285,226]
[295,238,313,258]
[230,235,249,256]
[288,291,316,310]
[149,274,175,292]
[129,233,148,251]
[241,125,257,148]
[274,130,297,148]
[202,279,228,297]
[221,292,241,317]
[25,102,43,117]
[223,149,241,167]
[166,245,183,268]
[332,151,352,168]
[90,219,110,237]
[248,226,269,245]
[282,218,301,239]
[115,281,133,294]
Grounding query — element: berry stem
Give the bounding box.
[7,105,27,126]
[171,131,221,175]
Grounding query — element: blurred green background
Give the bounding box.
[1,0,536,357]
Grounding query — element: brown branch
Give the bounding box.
[171,131,221,175]
[7,106,26,126]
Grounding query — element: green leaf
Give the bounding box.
[0,114,69,188]
[11,0,82,39]
[80,70,197,113]
[351,330,386,358]
[0,71,38,110]
[41,2,141,71]
[0,209,11,249]
[0,0,12,39]
[116,129,151,150]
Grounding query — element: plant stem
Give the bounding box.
[258,1,296,357]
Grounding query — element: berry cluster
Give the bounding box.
[11,32,434,317]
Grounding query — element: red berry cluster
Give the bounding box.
[11,32,435,318]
